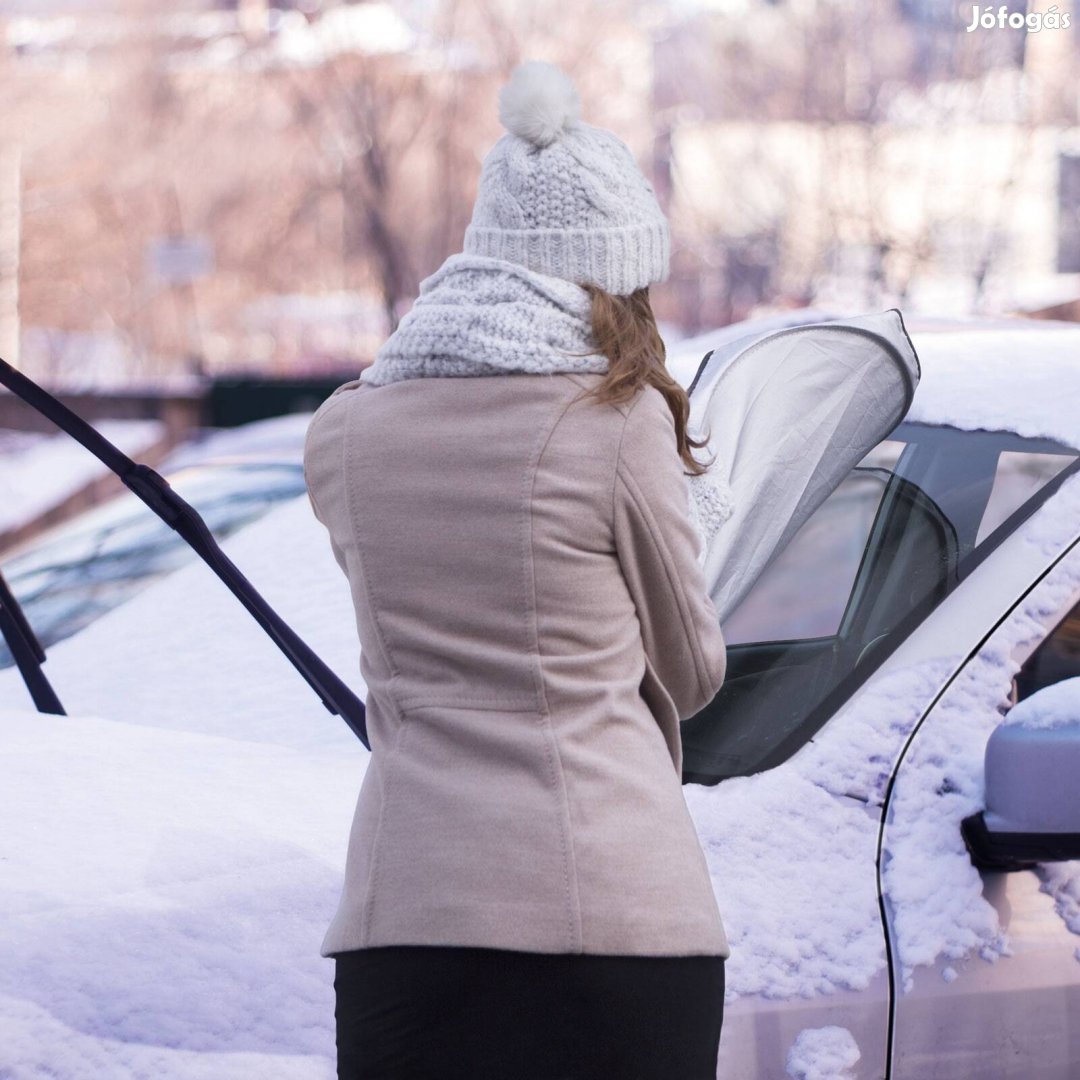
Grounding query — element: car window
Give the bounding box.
[0,462,307,669]
[1013,592,1080,702]
[723,441,905,643]
[976,451,1077,546]
[682,423,1080,785]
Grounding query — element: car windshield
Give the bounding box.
[0,460,307,669]
[682,422,1080,785]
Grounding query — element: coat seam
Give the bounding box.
[339,389,408,945]
[524,389,589,953]
[359,707,413,947]
[303,392,355,523]
[396,695,540,712]
[613,388,715,707]
[610,388,655,527]
[610,402,634,534]
[342,393,402,691]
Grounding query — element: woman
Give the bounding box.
[303,59,731,1080]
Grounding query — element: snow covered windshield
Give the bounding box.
[681,421,1080,785]
[0,461,307,670]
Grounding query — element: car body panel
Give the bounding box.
[687,431,1080,1076]
[882,539,1080,1079]
[716,969,891,1080]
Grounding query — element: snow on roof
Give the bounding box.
[906,327,1080,450]
[671,314,1080,451]
[1010,274,1080,313]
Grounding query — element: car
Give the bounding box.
[675,314,1080,1078]
[3,314,1077,1079]
[0,415,312,671]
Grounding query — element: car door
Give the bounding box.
[879,518,1080,1077]
[683,424,1079,1078]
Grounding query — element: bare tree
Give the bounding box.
[658,0,1055,325]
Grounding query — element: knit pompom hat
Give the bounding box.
[462,60,670,296]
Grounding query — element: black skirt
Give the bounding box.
[334,944,726,1080]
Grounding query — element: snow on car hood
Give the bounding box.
[0,496,366,1075]
[0,705,359,1078]
[0,496,365,752]
[685,653,961,1001]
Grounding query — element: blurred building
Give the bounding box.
[653,0,1080,326]
[1,0,1077,387]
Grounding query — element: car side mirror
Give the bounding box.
[961,677,1080,872]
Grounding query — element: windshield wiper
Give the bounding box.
[0,566,64,714]
[0,357,370,750]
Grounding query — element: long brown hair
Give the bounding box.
[568,284,713,476]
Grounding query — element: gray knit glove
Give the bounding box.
[687,466,734,567]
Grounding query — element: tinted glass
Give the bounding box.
[723,441,905,643]
[682,423,1080,785]
[1014,594,1080,702]
[0,462,306,669]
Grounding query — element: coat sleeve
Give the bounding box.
[612,389,728,721]
[303,384,362,577]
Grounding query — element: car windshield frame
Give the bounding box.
[681,420,1080,785]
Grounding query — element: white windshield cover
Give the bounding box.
[687,309,921,622]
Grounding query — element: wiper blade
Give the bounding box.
[0,566,64,714]
[0,357,369,750]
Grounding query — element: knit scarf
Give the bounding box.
[361,252,733,558]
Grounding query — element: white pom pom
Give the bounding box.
[498,61,581,149]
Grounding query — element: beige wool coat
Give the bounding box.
[302,370,731,959]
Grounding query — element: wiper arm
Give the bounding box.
[0,566,64,714]
[0,357,369,750]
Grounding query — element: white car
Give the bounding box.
[1,313,1077,1079]
[674,314,1080,1079]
